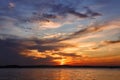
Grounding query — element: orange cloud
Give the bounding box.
[65,55,120,66]
[21,49,47,59]
[92,40,120,50]
[15,19,120,65]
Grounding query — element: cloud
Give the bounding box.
[0,32,85,65]
[57,52,83,58]
[0,0,120,66]
[0,16,35,39]
[13,0,101,27]
[1,19,119,56]
[60,19,120,41]
[0,39,65,65]
[84,6,102,18]
[25,5,101,23]
[8,2,15,8]
[101,40,120,44]
[0,0,102,40]
[38,21,61,29]
[51,4,88,18]
[0,21,120,65]
[69,55,120,66]
[43,33,67,39]
[21,49,47,59]
[92,40,120,50]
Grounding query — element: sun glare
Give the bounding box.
[60,58,66,65]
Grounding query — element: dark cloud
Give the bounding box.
[84,7,102,18]
[25,38,74,52]
[104,40,120,44]
[42,14,57,19]
[0,39,27,65]
[0,0,101,23]
[0,37,75,65]
[0,39,63,65]
[51,4,88,18]
[23,5,101,23]
[56,52,83,58]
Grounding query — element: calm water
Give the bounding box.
[0,68,120,80]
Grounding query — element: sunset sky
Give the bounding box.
[0,0,120,66]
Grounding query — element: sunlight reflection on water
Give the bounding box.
[0,68,120,80]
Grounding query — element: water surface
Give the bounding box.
[0,68,120,80]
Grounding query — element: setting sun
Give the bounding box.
[60,58,66,65]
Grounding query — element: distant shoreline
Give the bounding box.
[0,65,120,68]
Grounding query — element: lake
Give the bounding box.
[0,68,120,80]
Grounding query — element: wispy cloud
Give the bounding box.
[92,40,120,50]
[8,2,15,9]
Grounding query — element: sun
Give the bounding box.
[53,57,67,65]
[60,58,66,65]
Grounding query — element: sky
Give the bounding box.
[0,0,120,66]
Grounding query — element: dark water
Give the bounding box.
[0,68,120,80]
